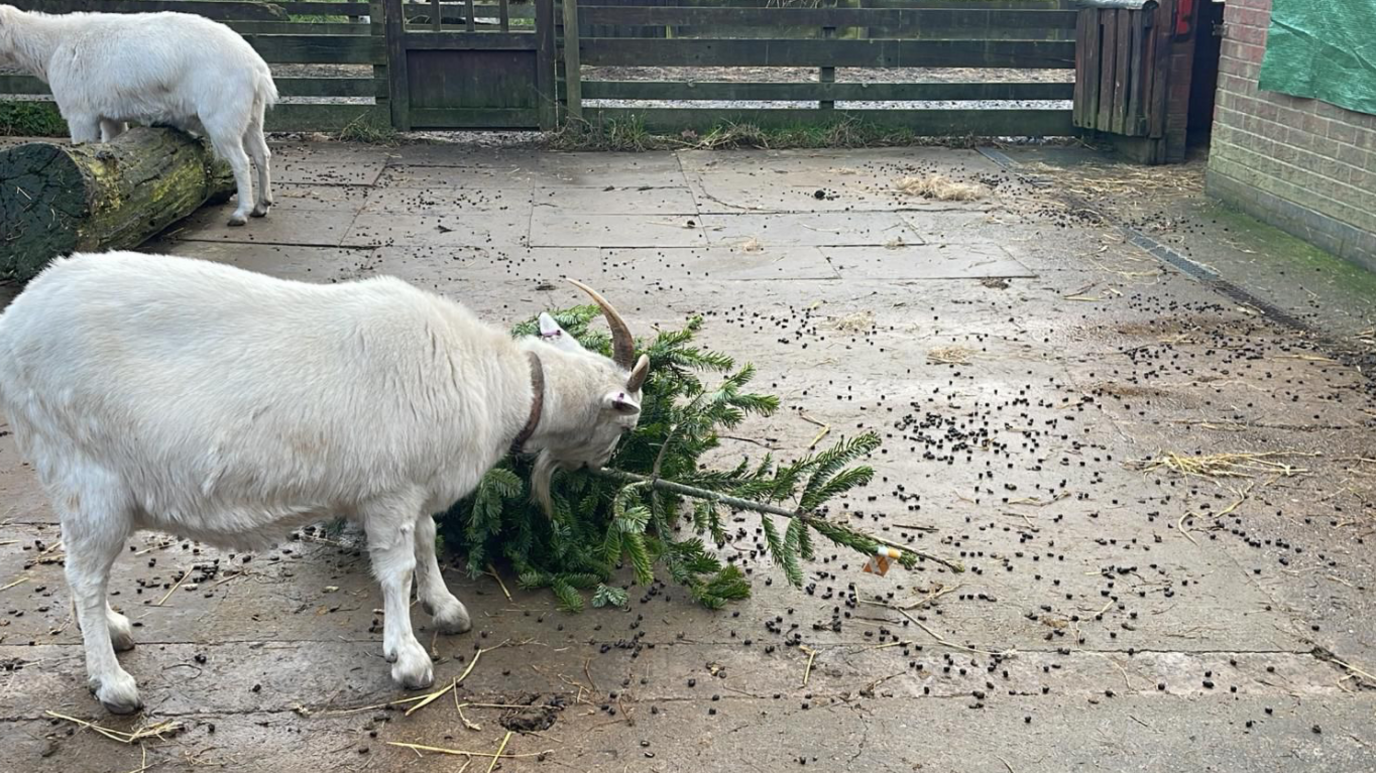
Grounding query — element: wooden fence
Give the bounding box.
[560,0,1079,136]
[0,0,1081,136]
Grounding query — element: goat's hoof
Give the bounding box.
[110,629,136,653]
[227,214,248,227]
[426,597,472,635]
[92,672,142,715]
[109,611,136,652]
[391,647,434,691]
[250,204,270,218]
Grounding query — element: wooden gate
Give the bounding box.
[1073,0,1202,163]
[384,0,556,130]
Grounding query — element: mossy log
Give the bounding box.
[0,128,233,282]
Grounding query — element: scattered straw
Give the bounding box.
[1329,657,1376,686]
[738,236,764,253]
[831,310,874,333]
[893,174,985,201]
[800,646,818,687]
[1,576,30,593]
[1130,451,1315,481]
[385,741,548,760]
[889,607,1010,658]
[928,346,975,365]
[45,711,180,744]
[405,679,457,717]
[154,570,190,606]
[800,413,830,450]
[486,732,514,773]
[487,564,512,602]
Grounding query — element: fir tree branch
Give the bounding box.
[591,468,964,573]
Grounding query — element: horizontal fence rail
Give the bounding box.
[562,0,1079,137]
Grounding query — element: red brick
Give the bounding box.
[1328,120,1359,146]
[1235,8,1270,29]
[1253,99,1279,123]
[1237,42,1266,63]
[1231,23,1267,46]
[1301,112,1327,138]
[1273,105,1308,132]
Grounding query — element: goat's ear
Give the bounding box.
[537,312,585,353]
[603,390,641,415]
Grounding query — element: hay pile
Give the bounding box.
[893,174,985,201]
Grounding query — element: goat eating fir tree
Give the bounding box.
[440,306,958,611]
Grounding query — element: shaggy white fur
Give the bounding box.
[0,251,649,713]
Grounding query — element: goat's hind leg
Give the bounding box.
[414,514,470,635]
[99,119,128,143]
[61,491,140,713]
[203,113,255,227]
[68,599,136,652]
[244,106,273,218]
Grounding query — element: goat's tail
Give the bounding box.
[259,69,280,111]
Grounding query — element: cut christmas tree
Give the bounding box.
[438,306,960,611]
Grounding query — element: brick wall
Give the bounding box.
[1206,0,1376,269]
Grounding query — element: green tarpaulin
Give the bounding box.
[1258,0,1376,116]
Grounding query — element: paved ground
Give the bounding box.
[2,140,1375,772]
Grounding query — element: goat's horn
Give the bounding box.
[567,278,635,369]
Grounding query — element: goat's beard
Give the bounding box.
[531,450,559,518]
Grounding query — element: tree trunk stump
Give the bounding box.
[1,128,233,282]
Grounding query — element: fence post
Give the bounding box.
[820,23,836,111]
[562,0,583,121]
[383,0,411,131]
[537,0,557,129]
[370,0,390,128]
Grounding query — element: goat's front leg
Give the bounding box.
[66,114,101,145]
[414,514,471,634]
[64,518,141,713]
[364,503,434,690]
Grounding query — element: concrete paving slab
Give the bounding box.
[169,205,361,248]
[532,185,699,215]
[376,163,551,190]
[604,246,839,282]
[823,244,1034,280]
[142,242,376,284]
[700,212,922,247]
[343,212,531,249]
[529,211,709,248]
[362,185,534,215]
[270,183,373,213]
[271,157,386,187]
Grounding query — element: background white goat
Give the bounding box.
[0,5,278,226]
[0,251,650,714]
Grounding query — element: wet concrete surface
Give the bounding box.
[1,141,1374,772]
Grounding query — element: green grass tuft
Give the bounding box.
[545,115,1000,152]
[335,110,399,144]
[0,102,68,137]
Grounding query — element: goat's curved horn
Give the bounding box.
[567,278,636,370]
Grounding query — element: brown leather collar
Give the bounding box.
[510,352,544,456]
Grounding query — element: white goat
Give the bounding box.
[0,5,278,226]
[0,251,650,714]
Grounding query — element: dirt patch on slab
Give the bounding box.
[499,694,565,732]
